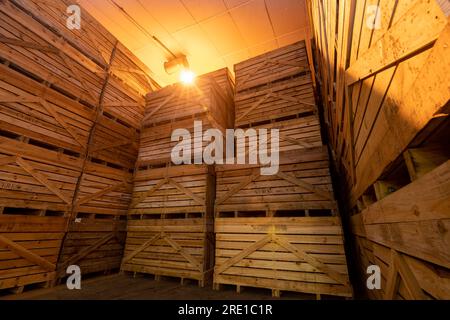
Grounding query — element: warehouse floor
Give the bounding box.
[1,273,340,300]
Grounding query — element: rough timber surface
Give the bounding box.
[234,74,316,128]
[129,164,215,217]
[57,218,126,277]
[308,0,450,300]
[143,77,233,130]
[0,215,66,291]
[73,161,133,218]
[0,136,83,214]
[215,147,337,215]
[214,216,352,297]
[234,41,309,92]
[200,68,235,103]
[121,217,214,286]
[138,115,218,166]
[235,115,323,154]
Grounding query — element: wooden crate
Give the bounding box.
[89,113,139,171]
[234,40,309,92]
[129,164,215,217]
[215,147,337,216]
[138,116,221,166]
[214,216,352,298]
[349,160,450,300]
[235,74,316,128]
[121,217,214,286]
[0,1,152,129]
[73,161,133,219]
[0,214,66,292]
[235,115,323,154]
[0,63,95,155]
[200,68,235,103]
[0,136,83,215]
[57,218,126,278]
[143,77,234,130]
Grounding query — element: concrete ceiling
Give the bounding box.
[79,0,310,86]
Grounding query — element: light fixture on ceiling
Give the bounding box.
[164,54,195,85]
[164,54,189,75]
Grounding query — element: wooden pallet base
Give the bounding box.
[213,279,351,299]
[122,269,213,288]
[0,274,54,297]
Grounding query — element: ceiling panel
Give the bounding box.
[79,0,310,87]
[139,0,196,33]
[266,0,308,36]
[201,13,247,55]
[181,0,227,21]
[230,0,274,46]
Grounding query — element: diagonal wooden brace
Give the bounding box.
[0,235,55,271]
[16,157,72,204]
[272,234,348,285]
[276,171,333,200]
[121,233,162,264]
[163,236,203,272]
[215,235,272,275]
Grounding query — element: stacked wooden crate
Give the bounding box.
[213,41,352,298]
[0,0,154,292]
[121,71,234,286]
[309,0,450,299]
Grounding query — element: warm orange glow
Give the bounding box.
[180,69,196,85]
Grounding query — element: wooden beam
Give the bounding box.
[394,251,427,299]
[39,99,85,148]
[75,182,125,206]
[276,171,333,200]
[168,178,205,206]
[0,95,42,103]
[215,170,261,205]
[164,236,202,271]
[103,102,142,108]
[346,0,447,85]
[0,155,17,167]
[0,35,59,53]
[121,233,161,264]
[235,92,272,122]
[215,235,272,274]
[0,235,55,271]
[272,234,348,285]
[59,233,115,273]
[130,178,168,208]
[16,157,72,204]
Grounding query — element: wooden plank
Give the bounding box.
[394,251,427,299]
[215,170,260,206]
[276,170,333,200]
[346,0,447,85]
[272,234,348,285]
[58,233,116,272]
[0,35,59,53]
[121,233,161,264]
[167,177,205,206]
[163,236,202,272]
[215,235,272,275]
[75,182,125,206]
[15,157,72,204]
[0,235,55,271]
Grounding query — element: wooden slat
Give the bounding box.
[0,235,55,271]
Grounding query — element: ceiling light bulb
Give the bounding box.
[180,69,195,85]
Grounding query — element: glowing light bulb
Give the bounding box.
[180,69,195,85]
